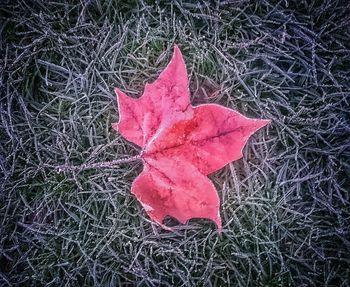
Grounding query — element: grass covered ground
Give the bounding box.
[1,0,350,286]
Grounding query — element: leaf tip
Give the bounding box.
[214,210,222,234]
[171,43,185,65]
[250,118,272,132]
[263,118,272,125]
[173,43,180,54]
[259,118,272,129]
[114,87,122,98]
[111,122,119,132]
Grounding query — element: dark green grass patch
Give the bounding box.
[1,0,350,286]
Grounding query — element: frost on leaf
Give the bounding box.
[113,45,271,232]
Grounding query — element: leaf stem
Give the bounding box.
[55,155,142,173]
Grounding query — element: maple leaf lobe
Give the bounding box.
[132,157,221,231]
[114,45,270,232]
[114,45,192,148]
[144,104,271,175]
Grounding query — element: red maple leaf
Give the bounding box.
[113,45,270,232]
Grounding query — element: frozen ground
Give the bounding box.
[1,1,349,286]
